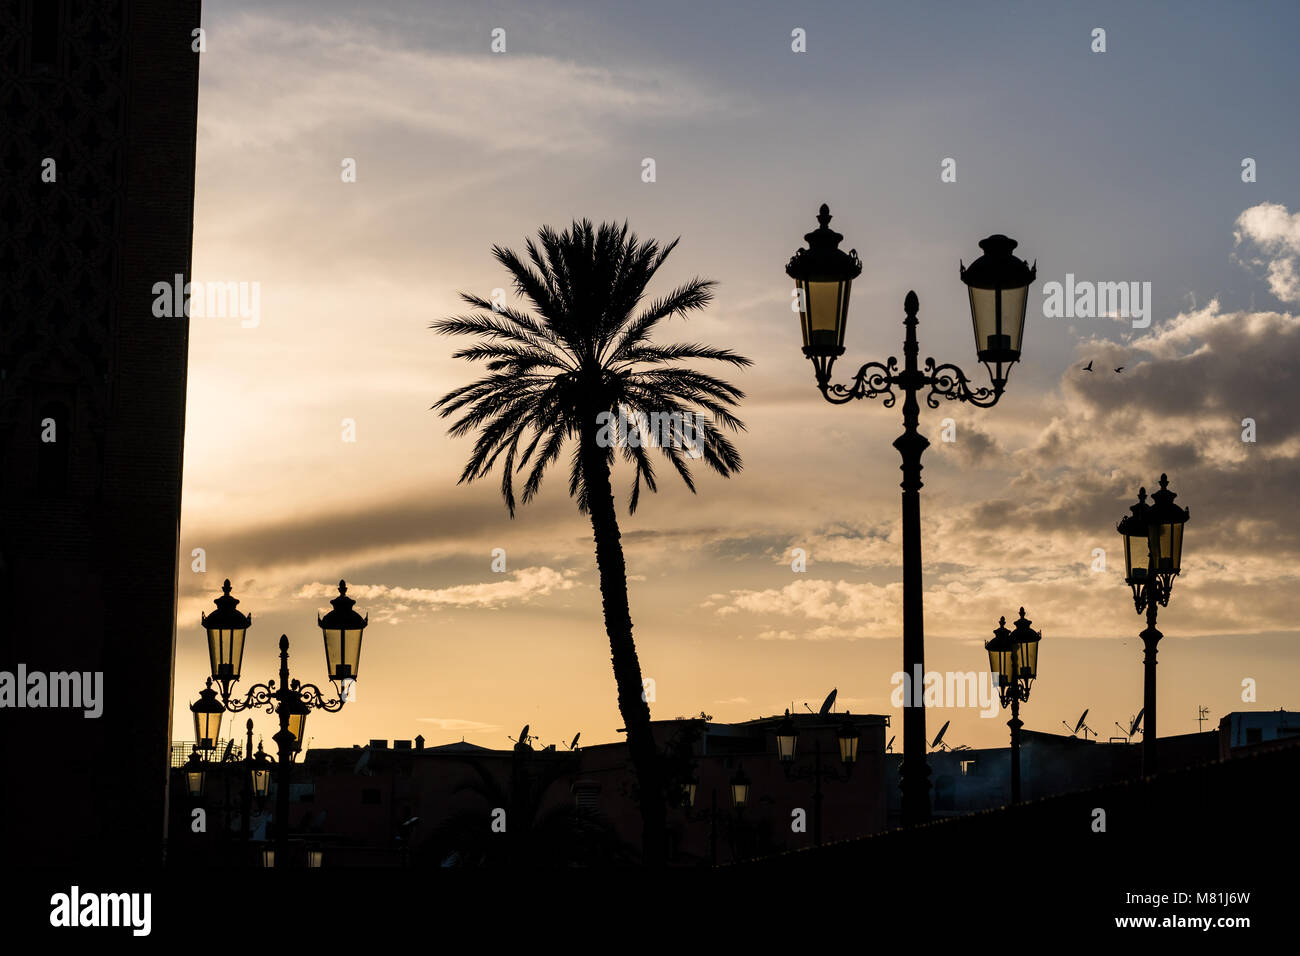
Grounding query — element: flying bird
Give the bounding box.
[1113,366,1124,373]
[1081,360,1094,372]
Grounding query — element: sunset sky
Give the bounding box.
[173,0,1300,755]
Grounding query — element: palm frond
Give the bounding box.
[433,219,750,518]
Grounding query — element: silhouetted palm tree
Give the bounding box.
[432,220,750,865]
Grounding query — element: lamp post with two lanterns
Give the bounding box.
[773,712,860,845]
[679,765,753,865]
[786,204,1037,827]
[984,608,1042,804]
[1117,474,1189,776]
[190,578,368,867]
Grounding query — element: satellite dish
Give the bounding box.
[886,735,895,753]
[1062,709,1097,741]
[1129,709,1144,737]
[353,749,371,775]
[931,720,951,750]
[818,688,838,715]
[518,724,530,744]
[222,739,234,762]
[568,733,581,751]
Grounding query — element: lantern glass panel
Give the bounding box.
[838,730,859,764]
[322,627,364,683]
[1017,634,1040,681]
[986,643,1012,684]
[186,769,204,798]
[193,708,222,751]
[287,710,307,751]
[731,780,749,808]
[251,766,272,798]
[804,279,849,353]
[969,286,1028,362]
[207,627,246,683]
[1124,531,1150,581]
[1149,521,1183,574]
[775,729,798,762]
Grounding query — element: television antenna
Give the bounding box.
[1197,705,1210,732]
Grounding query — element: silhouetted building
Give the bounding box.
[1219,709,1299,758]
[885,728,1219,823]
[0,0,201,866]
[170,715,892,866]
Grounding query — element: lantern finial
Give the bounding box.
[978,234,1018,256]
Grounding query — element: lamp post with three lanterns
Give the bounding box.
[188,578,368,867]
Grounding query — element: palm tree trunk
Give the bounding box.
[581,426,667,866]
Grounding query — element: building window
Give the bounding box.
[959,759,977,777]
[1245,728,1263,744]
[361,788,381,805]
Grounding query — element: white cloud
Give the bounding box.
[1234,202,1300,303]
[295,566,579,610]
[200,14,726,157]
[415,718,499,733]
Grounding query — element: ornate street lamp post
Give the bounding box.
[200,579,368,867]
[787,205,1037,826]
[237,719,274,844]
[985,608,1042,804]
[1117,474,1189,775]
[679,769,752,867]
[773,712,859,845]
